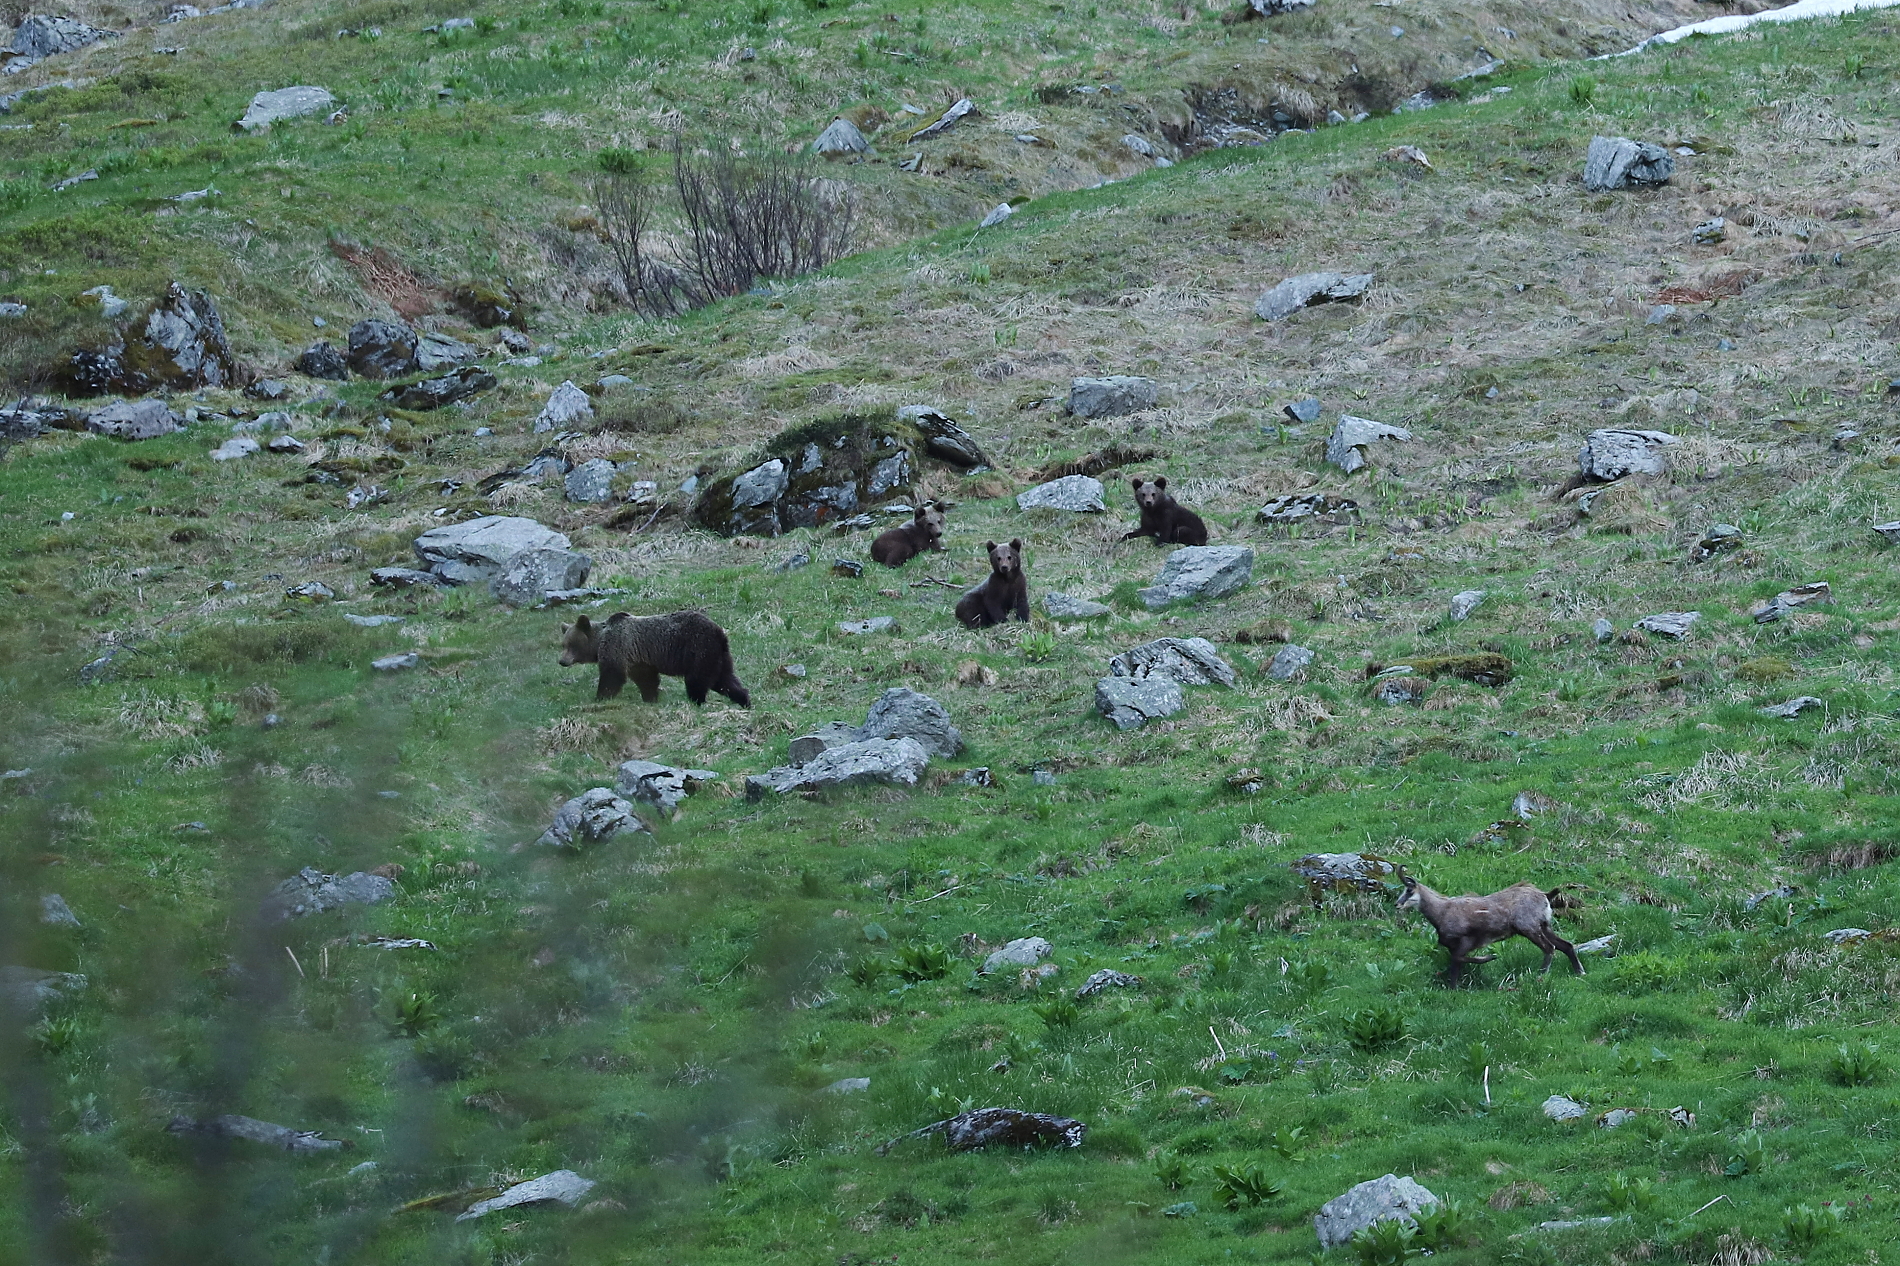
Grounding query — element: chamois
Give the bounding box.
[1396,873,1582,985]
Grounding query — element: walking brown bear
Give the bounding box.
[558,611,750,706]
[954,540,1029,628]
[871,501,946,567]
[1121,476,1207,546]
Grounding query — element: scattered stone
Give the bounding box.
[978,202,1014,228]
[745,736,931,798]
[346,319,417,379]
[897,404,991,468]
[1825,927,1873,945]
[268,434,305,453]
[857,687,963,758]
[614,760,719,815]
[413,515,570,585]
[536,788,646,848]
[1257,492,1358,524]
[823,1077,872,1094]
[1692,216,1726,244]
[1267,644,1315,681]
[1382,144,1433,171]
[0,966,85,1013]
[773,551,810,573]
[563,458,618,503]
[983,937,1052,974]
[789,720,862,765]
[1583,135,1674,191]
[245,377,289,401]
[1137,545,1253,609]
[1291,852,1397,896]
[370,566,442,589]
[1754,581,1830,624]
[838,616,894,635]
[880,1106,1085,1155]
[1593,617,1615,644]
[1373,675,1425,706]
[456,1171,597,1222]
[1542,1095,1587,1122]
[1075,968,1141,999]
[342,613,403,627]
[906,97,975,141]
[166,1114,346,1153]
[1255,271,1374,322]
[1313,1174,1440,1250]
[492,547,593,607]
[1512,789,1555,820]
[1095,675,1185,730]
[1575,934,1617,955]
[534,381,593,433]
[831,559,864,578]
[284,581,334,601]
[81,284,128,318]
[1759,696,1823,719]
[1326,414,1411,474]
[264,867,395,921]
[1634,611,1699,639]
[1043,592,1111,619]
[1017,474,1106,513]
[1598,1109,1639,1129]
[0,302,23,318]
[1108,637,1236,687]
[414,331,478,372]
[295,340,350,381]
[1032,768,1057,786]
[209,436,259,462]
[387,365,494,410]
[1283,397,1322,424]
[84,399,182,440]
[1248,0,1316,12]
[1743,885,1794,912]
[1538,1217,1621,1232]
[957,767,994,787]
[237,85,336,133]
[1067,375,1159,418]
[813,115,869,156]
[1690,522,1742,562]
[1579,428,1679,480]
[39,893,79,927]
[1448,589,1485,621]
[371,652,419,671]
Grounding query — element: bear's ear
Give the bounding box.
[984,541,997,553]
[573,615,592,633]
[1154,476,1167,490]
[1130,477,1143,491]
[1009,538,1023,552]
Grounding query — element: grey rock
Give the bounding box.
[1542,1094,1587,1122]
[1760,696,1823,719]
[1579,428,1679,480]
[1512,790,1554,820]
[745,736,932,798]
[564,458,618,503]
[1257,492,1359,523]
[1373,675,1424,706]
[0,406,47,442]
[268,434,305,453]
[370,566,442,589]
[388,364,494,409]
[773,551,810,573]
[534,381,593,432]
[82,284,128,318]
[237,85,335,133]
[1313,1174,1440,1250]
[1283,396,1322,424]
[1017,474,1105,513]
[838,616,894,635]
[1593,617,1615,644]
[166,1114,345,1153]
[0,966,85,1013]
[1754,581,1829,624]
[39,893,79,927]
[1267,644,1315,680]
[285,581,335,601]
[492,547,592,607]
[1575,934,1616,955]
[1067,375,1159,418]
[1122,132,1154,156]
[1693,216,1726,244]
[1032,768,1057,786]
[1095,675,1185,729]
[979,202,1014,228]
[1825,927,1873,945]
[8,15,118,57]
[1108,637,1236,687]
[264,867,395,922]
[245,377,289,400]
[982,936,1051,974]
[1326,414,1411,474]
[1255,271,1374,322]
[857,686,962,758]
[1290,852,1400,893]
[86,399,182,440]
[1538,1216,1622,1232]
[343,613,403,627]
[1138,545,1253,609]
[1583,135,1674,191]
[295,340,349,380]
[866,451,910,496]
[414,515,569,584]
[413,331,478,372]
[1634,611,1699,639]
[456,1171,597,1222]
[898,404,990,468]
[1249,0,1316,11]
[1076,968,1141,999]
[1448,589,1485,621]
[1598,1108,1639,1129]
[789,721,862,765]
[824,1076,872,1094]
[1691,522,1742,562]
[906,97,975,141]
[732,458,789,508]
[346,319,417,379]
[1743,885,1794,912]
[1872,521,1900,544]
[813,115,869,156]
[957,766,994,787]
[0,302,25,317]
[371,652,419,671]
[1043,592,1111,619]
[537,787,646,848]
[615,760,719,815]
[209,436,259,462]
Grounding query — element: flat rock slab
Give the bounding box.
[1067,375,1159,418]
[746,737,931,799]
[1754,581,1830,624]
[882,1106,1086,1155]
[898,404,991,468]
[1291,852,1397,896]
[1760,695,1823,719]
[1635,611,1699,638]
[371,567,442,589]
[1017,474,1106,512]
[1108,637,1236,687]
[264,867,395,922]
[983,936,1051,973]
[1313,1174,1439,1249]
[209,436,259,462]
[1138,545,1253,609]
[1043,591,1111,619]
[1255,271,1373,322]
[1579,428,1679,479]
[536,787,646,847]
[237,85,336,133]
[858,686,962,758]
[789,720,863,765]
[167,1114,345,1153]
[1095,675,1184,729]
[388,365,493,410]
[456,1171,597,1221]
[615,759,719,815]
[1583,135,1674,191]
[87,399,182,440]
[838,616,895,635]
[1326,414,1411,474]
[9,14,119,57]
[371,652,419,672]
[413,515,569,585]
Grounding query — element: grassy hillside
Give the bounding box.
[5,1,1900,1264]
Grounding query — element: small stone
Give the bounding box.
[295,341,350,380]
[831,558,864,577]
[1448,590,1485,621]
[284,581,334,601]
[1634,611,1699,639]
[209,436,260,462]
[1257,492,1359,524]
[268,434,305,453]
[1137,545,1253,609]
[1043,592,1110,619]
[39,893,79,927]
[370,567,442,589]
[838,616,894,635]
[906,97,976,142]
[1693,216,1726,244]
[730,458,788,508]
[1592,617,1615,644]
[1542,1095,1588,1122]
[263,867,395,921]
[371,652,419,671]
[614,760,719,815]
[1645,304,1675,325]
[1578,428,1679,480]
[456,1171,597,1222]
[1759,696,1823,719]
[1753,581,1829,624]
[388,364,494,409]
[1017,474,1106,513]
[1326,415,1411,474]
[1690,523,1742,562]
[1032,768,1057,786]
[343,613,403,627]
[1075,968,1141,999]
[1582,135,1674,191]
[1511,790,1555,820]
[957,767,994,787]
[1255,271,1374,322]
[533,381,593,433]
[1282,397,1322,424]
[982,937,1051,974]
[1373,675,1425,706]
[1267,644,1314,680]
[979,202,1014,228]
[1095,675,1185,729]
[1825,927,1873,945]
[166,1114,345,1153]
[823,1077,872,1094]
[1598,1109,1638,1129]
[781,663,807,679]
[563,458,618,503]
[1066,375,1159,418]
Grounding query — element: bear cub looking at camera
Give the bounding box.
[954,539,1029,628]
[1122,476,1207,546]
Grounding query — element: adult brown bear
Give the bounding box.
[558,611,750,706]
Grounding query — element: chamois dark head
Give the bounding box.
[1395,871,1421,912]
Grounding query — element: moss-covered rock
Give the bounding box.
[1365,653,1514,687]
[694,411,936,537]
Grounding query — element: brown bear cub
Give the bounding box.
[1122,476,1208,546]
[870,501,946,567]
[559,611,750,707]
[954,539,1030,629]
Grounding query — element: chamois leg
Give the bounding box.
[1554,934,1584,976]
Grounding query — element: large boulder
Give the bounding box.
[1326,415,1411,474]
[615,760,720,815]
[1579,428,1678,480]
[85,398,182,440]
[295,341,350,380]
[67,283,236,395]
[535,787,646,847]
[1095,676,1184,730]
[236,85,336,133]
[534,381,593,432]
[8,14,118,58]
[412,515,570,585]
[1137,546,1253,609]
[263,867,395,922]
[746,737,930,798]
[1313,1175,1440,1250]
[1255,271,1374,322]
[1017,474,1105,513]
[563,458,618,503]
[1108,637,1236,687]
[386,365,495,409]
[856,687,962,758]
[347,320,417,379]
[490,546,592,607]
[1583,136,1674,191]
[1068,375,1159,418]
[695,412,950,537]
[898,405,990,468]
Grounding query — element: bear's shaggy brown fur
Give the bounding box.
[870,501,946,567]
[559,611,750,706]
[954,539,1029,629]
[1122,476,1207,546]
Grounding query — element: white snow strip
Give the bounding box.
[1612,0,1900,55]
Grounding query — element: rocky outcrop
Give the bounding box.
[695,412,950,537]
[67,283,236,396]
[1067,375,1159,418]
[1255,271,1373,322]
[1583,136,1674,191]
